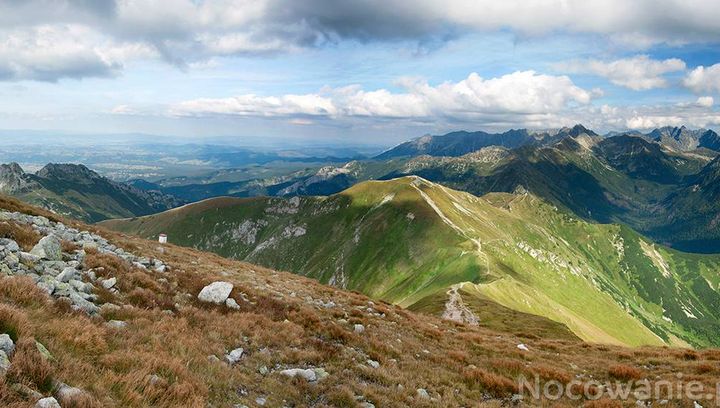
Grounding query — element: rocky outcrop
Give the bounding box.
[0,163,38,194]
[0,210,170,315]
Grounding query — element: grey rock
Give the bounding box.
[3,253,19,267]
[256,397,266,406]
[367,359,380,369]
[225,297,240,310]
[313,367,329,381]
[198,281,233,304]
[0,334,14,356]
[56,267,77,283]
[54,282,73,297]
[354,324,365,334]
[35,341,53,361]
[224,348,244,365]
[0,238,20,252]
[30,235,62,261]
[416,389,430,399]
[18,251,41,265]
[0,350,9,374]
[35,397,61,408]
[106,320,127,329]
[70,292,100,314]
[54,382,84,401]
[100,277,117,289]
[280,368,317,382]
[11,382,43,400]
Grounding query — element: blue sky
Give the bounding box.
[0,1,719,146]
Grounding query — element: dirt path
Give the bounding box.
[442,284,479,325]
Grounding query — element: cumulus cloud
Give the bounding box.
[684,64,720,94]
[169,71,593,125]
[2,0,720,81]
[588,100,720,130]
[0,25,121,81]
[556,55,686,90]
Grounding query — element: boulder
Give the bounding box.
[106,320,128,329]
[416,389,430,399]
[224,348,244,365]
[0,238,20,252]
[0,333,14,356]
[198,281,233,304]
[354,324,365,334]
[225,298,241,310]
[280,368,317,382]
[30,235,62,261]
[100,277,117,289]
[55,382,85,402]
[0,350,9,374]
[35,341,54,361]
[18,251,41,265]
[70,293,100,314]
[56,267,77,283]
[35,397,61,408]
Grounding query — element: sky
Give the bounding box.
[1,0,720,146]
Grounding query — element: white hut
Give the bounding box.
[158,233,168,244]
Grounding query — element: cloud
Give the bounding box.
[2,1,720,80]
[582,98,720,130]
[0,25,121,82]
[684,64,720,94]
[696,96,714,107]
[556,55,686,90]
[169,71,594,127]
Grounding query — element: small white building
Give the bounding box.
[158,233,167,244]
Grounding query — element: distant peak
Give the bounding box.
[36,163,101,181]
[0,162,25,175]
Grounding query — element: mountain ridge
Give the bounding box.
[102,176,720,348]
[0,162,183,222]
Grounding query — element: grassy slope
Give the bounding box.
[102,177,720,348]
[7,194,720,407]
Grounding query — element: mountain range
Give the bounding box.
[129,125,720,252]
[102,176,720,348]
[0,162,182,222]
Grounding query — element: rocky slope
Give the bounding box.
[375,124,598,159]
[103,177,720,348]
[649,126,720,152]
[3,195,720,407]
[0,163,182,223]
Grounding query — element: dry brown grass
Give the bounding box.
[0,220,39,251]
[2,196,720,407]
[607,364,643,381]
[6,338,55,393]
[462,367,518,397]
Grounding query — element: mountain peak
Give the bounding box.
[36,163,102,183]
[0,162,36,194]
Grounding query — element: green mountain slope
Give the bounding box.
[102,177,720,348]
[0,163,182,222]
